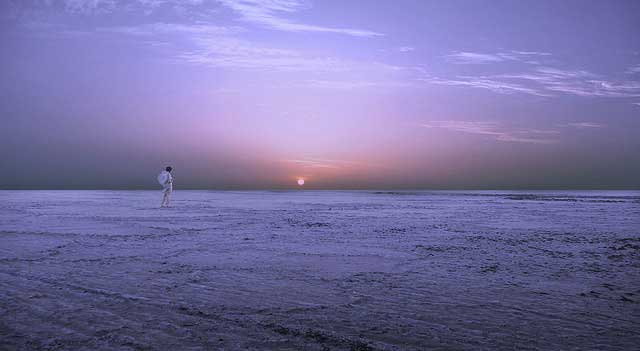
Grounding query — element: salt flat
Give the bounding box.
[1,190,639,350]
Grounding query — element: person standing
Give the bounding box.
[158,166,174,207]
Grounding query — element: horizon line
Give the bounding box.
[1,187,638,191]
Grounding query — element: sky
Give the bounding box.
[1,0,639,189]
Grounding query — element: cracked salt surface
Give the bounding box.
[1,190,639,350]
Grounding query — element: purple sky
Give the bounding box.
[1,0,639,189]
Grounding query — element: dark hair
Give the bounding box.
[165,166,173,172]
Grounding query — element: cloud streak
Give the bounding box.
[421,76,550,97]
[564,122,605,128]
[103,22,239,35]
[102,22,396,73]
[398,46,415,52]
[421,119,607,145]
[283,158,382,171]
[423,64,640,98]
[302,79,411,90]
[218,0,383,37]
[500,67,640,98]
[62,0,116,14]
[180,36,397,72]
[627,64,640,74]
[446,51,551,64]
[420,121,561,144]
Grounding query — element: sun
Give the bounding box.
[297,178,305,186]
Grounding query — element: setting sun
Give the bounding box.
[297,179,305,186]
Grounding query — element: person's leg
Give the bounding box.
[161,191,169,207]
[166,190,172,207]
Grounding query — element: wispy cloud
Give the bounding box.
[446,51,551,64]
[564,122,605,128]
[283,158,379,170]
[398,46,415,52]
[500,67,640,98]
[511,51,553,56]
[103,22,394,73]
[103,22,240,35]
[421,120,607,144]
[423,63,640,98]
[62,0,116,14]
[421,76,550,97]
[302,79,411,90]
[25,2,389,73]
[285,159,340,169]
[626,64,640,74]
[447,52,506,64]
[180,36,388,71]
[25,0,214,18]
[218,0,383,37]
[420,120,560,144]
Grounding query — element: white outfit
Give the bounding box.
[158,171,173,206]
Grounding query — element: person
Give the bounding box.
[158,166,173,207]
